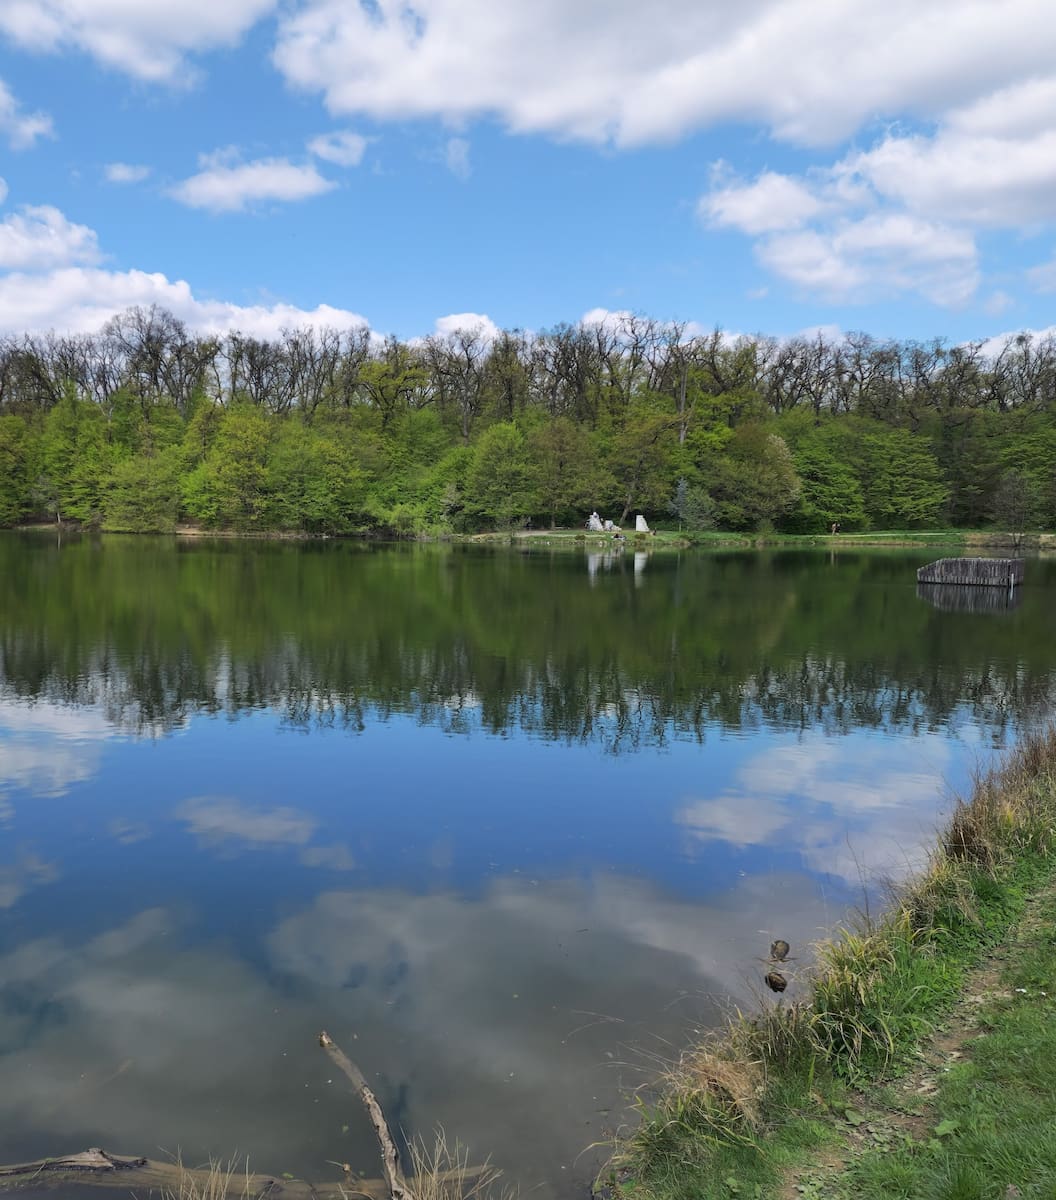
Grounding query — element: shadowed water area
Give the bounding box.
[1,534,1054,1198]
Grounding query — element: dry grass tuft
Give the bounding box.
[668,1045,762,1132]
[162,1155,252,1200]
[407,1129,515,1200]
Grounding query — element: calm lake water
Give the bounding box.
[0,534,1053,1197]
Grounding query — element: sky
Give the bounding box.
[1,0,1056,344]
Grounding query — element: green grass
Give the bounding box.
[609,729,1056,1200]
[843,885,1056,1200]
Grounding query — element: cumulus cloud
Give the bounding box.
[169,151,336,212]
[176,796,316,847]
[0,263,371,339]
[432,311,500,340]
[307,130,368,167]
[703,169,827,234]
[698,63,1056,306]
[0,0,275,82]
[0,77,53,148]
[758,214,980,307]
[0,205,101,270]
[105,162,151,184]
[0,854,58,909]
[272,0,1056,149]
[677,733,954,886]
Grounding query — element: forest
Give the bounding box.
[0,306,1054,536]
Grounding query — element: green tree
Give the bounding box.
[464,423,538,528]
[0,415,37,526]
[786,438,867,532]
[708,426,800,530]
[860,429,949,528]
[667,476,716,531]
[104,449,182,532]
[182,404,272,529]
[39,389,114,525]
[264,422,367,533]
[990,470,1042,551]
[528,416,597,528]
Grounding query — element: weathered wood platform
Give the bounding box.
[916,582,1022,614]
[916,557,1025,588]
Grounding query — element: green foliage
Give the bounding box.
[3,309,1056,537]
[990,469,1042,543]
[667,476,716,531]
[104,449,182,532]
[708,426,800,531]
[264,421,367,533]
[183,404,272,529]
[40,389,114,525]
[463,422,538,529]
[784,428,867,532]
[0,414,37,526]
[529,416,599,528]
[860,428,949,528]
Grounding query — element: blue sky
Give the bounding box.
[1,0,1055,343]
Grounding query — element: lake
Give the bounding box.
[0,534,1052,1198]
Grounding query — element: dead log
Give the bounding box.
[0,1149,389,1198]
[318,1031,415,1200]
[0,1149,485,1200]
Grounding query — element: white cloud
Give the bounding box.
[432,311,500,341]
[703,169,826,234]
[845,125,1056,227]
[695,62,1056,306]
[0,263,370,339]
[0,0,275,82]
[0,77,53,148]
[758,214,979,306]
[677,733,954,886]
[177,795,316,847]
[0,854,57,909]
[273,0,1056,149]
[105,162,151,184]
[0,205,101,270]
[444,137,471,181]
[169,152,336,213]
[307,130,368,168]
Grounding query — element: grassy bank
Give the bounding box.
[608,727,1056,1200]
[456,528,1056,552]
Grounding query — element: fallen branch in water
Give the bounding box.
[0,1148,389,1198]
[318,1030,416,1200]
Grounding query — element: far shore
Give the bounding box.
[7,520,1056,554]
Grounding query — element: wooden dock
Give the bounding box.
[916,557,1025,588]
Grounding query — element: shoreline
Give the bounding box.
[8,522,1056,554]
[608,727,1056,1200]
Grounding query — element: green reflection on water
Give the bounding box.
[0,533,1052,745]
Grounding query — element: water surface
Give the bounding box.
[0,535,1053,1196]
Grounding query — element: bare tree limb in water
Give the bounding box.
[318,1030,416,1200]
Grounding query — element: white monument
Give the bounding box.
[587,511,604,532]
[635,514,650,533]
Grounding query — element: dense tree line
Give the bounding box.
[1,306,1054,535]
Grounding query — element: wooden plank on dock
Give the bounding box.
[916,557,1024,588]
